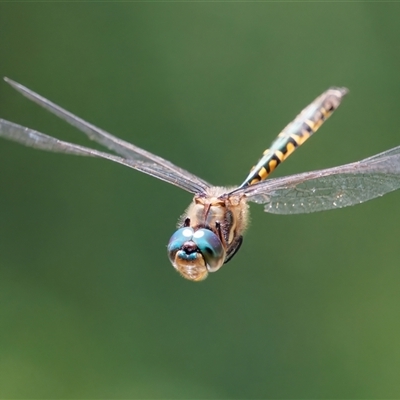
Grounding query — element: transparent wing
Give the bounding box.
[0,118,209,194]
[1,78,210,194]
[231,146,400,214]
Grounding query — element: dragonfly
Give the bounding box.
[1,79,400,281]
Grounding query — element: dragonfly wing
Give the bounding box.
[3,78,211,194]
[0,118,207,194]
[238,146,400,214]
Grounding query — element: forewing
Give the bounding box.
[3,78,210,194]
[237,146,400,214]
[0,119,207,194]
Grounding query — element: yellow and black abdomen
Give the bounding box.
[240,87,348,187]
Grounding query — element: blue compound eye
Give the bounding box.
[167,227,194,254]
[167,227,226,279]
[192,229,225,272]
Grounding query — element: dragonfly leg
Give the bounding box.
[224,235,243,264]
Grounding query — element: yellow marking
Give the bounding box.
[290,133,307,146]
[305,119,316,131]
[275,150,284,161]
[258,167,268,180]
[291,134,301,145]
[268,158,278,172]
[300,130,311,142]
[283,142,296,159]
[312,119,324,131]
[250,177,260,185]
[263,148,270,156]
[320,106,329,118]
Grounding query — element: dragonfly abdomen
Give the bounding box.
[241,87,348,187]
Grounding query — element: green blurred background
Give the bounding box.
[1,3,400,398]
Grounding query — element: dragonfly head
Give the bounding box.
[167,227,226,281]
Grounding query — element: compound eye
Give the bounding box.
[167,227,194,255]
[192,229,225,272]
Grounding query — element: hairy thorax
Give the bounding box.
[180,186,249,248]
